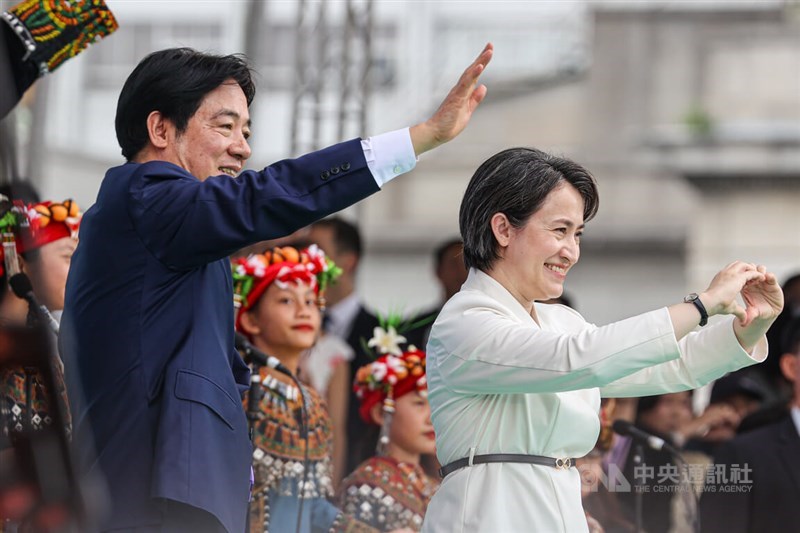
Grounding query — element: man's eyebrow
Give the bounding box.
[211,109,251,128]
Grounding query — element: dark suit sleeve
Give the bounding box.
[699,441,751,533]
[128,138,379,269]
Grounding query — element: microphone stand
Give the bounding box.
[632,443,644,533]
[242,357,263,533]
[246,359,265,438]
[238,340,308,533]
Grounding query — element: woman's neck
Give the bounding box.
[386,443,420,466]
[484,265,538,322]
[251,338,303,375]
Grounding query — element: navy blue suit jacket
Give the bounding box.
[61,139,378,532]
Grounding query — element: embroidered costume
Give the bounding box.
[340,456,437,532]
[1,0,118,118]
[2,0,118,75]
[247,368,360,532]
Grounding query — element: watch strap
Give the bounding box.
[685,293,708,327]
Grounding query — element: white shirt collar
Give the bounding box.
[326,293,361,338]
[791,405,800,438]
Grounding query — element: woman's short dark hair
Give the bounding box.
[115,48,256,160]
[459,147,599,272]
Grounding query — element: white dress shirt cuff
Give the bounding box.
[361,127,417,188]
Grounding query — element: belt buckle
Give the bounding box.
[555,457,572,470]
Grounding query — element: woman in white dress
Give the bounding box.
[421,147,783,533]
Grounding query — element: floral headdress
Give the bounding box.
[354,322,428,453]
[17,200,81,253]
[231,244,341,335]
[0,198,81,278]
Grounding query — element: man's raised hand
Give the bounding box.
[410,43,493,156]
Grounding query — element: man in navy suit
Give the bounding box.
[60,45,492,532]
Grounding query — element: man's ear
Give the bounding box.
[238,310,261,338]
[369,402,384,426]
[145,110,172,150]
[490,212,512,248]
[779,352,798,383]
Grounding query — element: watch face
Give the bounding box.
[684,293,698,303]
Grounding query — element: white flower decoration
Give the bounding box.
[367,326,406,356]
[370,362,388,383]
[385,355,405,374]
[246,255,267,277]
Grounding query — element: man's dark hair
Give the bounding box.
[459,147,599,272]
[434,238,463,271]
[313,217,362,258]
[115,47,256,160]
[783,273,800,290]
[781,316,800,355]
[635,395,662,418]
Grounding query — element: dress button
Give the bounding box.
[393,165,403,174]
[320,170,330,180]
[330,166,340,175]
[341,162,351,171]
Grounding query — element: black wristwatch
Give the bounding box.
[684,293,708,327]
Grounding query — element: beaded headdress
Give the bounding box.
[231,245,341,336]
[354,326,428,454]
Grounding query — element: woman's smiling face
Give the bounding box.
[494,182,585,304]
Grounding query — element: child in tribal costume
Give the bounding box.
[0,199,80,531]
[339,331,439,532]
[1,199,80,439]
[233,246,375,533]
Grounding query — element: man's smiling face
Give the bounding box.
[166,79,251,181]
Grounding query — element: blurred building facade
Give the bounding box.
[3,0,798,323]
